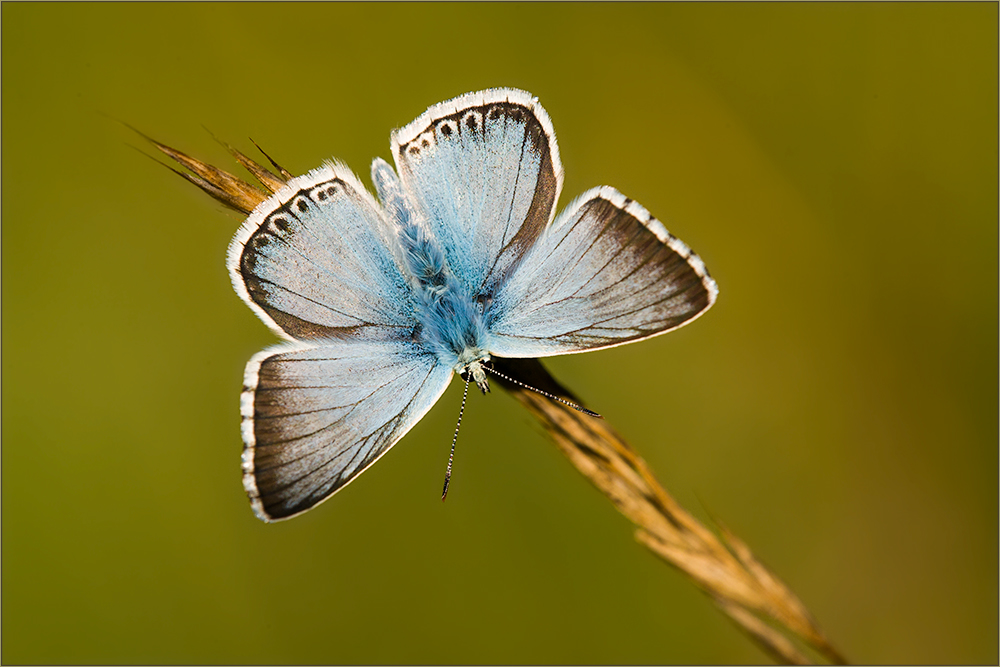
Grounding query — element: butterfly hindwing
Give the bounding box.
[391,88,563,297]
[486,186,718,357]
[228,163,415,342]
[242,340,453,521]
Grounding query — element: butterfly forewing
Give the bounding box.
[486,187,718,358]
[242,341,452,521]
[391,88,563,296]
[228,163,415,342]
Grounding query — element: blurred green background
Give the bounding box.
[2,3,996,664]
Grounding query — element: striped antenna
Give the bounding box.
[441,374,471,500]
[485,364,601,418]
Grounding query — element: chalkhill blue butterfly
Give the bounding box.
[229,88,717,521]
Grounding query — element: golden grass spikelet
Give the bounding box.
[135,128,273,214]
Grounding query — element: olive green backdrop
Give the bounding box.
[3,3,996,664]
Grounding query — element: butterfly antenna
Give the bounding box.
[484,365,602,418]
[442,374,471,500]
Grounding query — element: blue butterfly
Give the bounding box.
[229,88,717,521]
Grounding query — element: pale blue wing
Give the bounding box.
[241,340,453,522]
[227,163,415,342]
[390,88,563,295]
[485,187,718,357]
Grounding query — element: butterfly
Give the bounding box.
[229,88,717,522]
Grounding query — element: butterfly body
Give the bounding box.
[227,88,717,521]
[372,157,492,390]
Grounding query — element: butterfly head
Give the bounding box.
[462,359,491,394]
